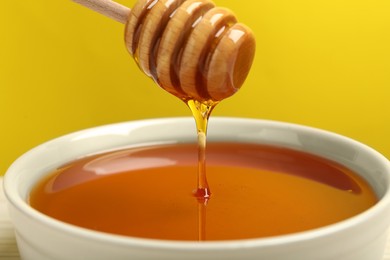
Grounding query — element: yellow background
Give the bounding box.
[1,0,389,175]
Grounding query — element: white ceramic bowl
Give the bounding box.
[4,117,390,260]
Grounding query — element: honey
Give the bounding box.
[29,142,377,241]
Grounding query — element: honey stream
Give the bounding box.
[186,99,218,241]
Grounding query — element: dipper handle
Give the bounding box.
[71,0,130,24]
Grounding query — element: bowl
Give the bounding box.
[4,117,390,259]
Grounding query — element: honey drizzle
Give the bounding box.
[198,199,207,241]
[186,99,217,199]
[186,99,217,241]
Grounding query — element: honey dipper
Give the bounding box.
[72,0,255,102]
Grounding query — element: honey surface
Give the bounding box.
[29,143,377,241]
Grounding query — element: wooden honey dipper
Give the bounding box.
[72,0,256,102]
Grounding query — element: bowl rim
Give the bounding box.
[4,116,390,250]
